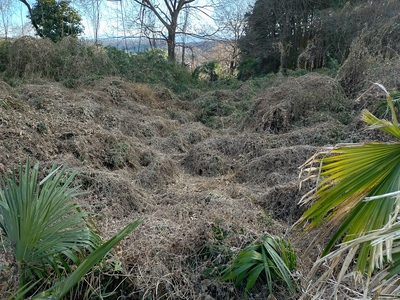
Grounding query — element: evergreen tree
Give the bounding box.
[29,0,84,42]
[237,0,347,79]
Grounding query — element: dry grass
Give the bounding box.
[0,71,387,299]
[1,9,400,296]
[5,36,56,80]
[234,146,316,185]
[243,74,348,134]
[102,174,290,299]
[337,8,400,97]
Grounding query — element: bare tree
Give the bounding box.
[213,0,252,74]
[127,0,213,61]
[180,5,189,66]
[141,5,160,50]
[0,0,13,39]
[18,0,44,38]
[75,0,103,44]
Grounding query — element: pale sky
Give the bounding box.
[2,0,216,41]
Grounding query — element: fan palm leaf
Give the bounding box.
[31,218,144,300]
[0,158,99,287]
[299,142,400,261]
[297,85,400,297]
[297,85,400,298]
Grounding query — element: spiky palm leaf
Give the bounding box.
[0,158,99,287]
[297,84,400,297]
[1,159,144,299]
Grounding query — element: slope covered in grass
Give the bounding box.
[0,33,398,299]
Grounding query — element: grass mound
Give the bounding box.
[243,74,349,133]
[0,43,377,298]
[234,145,316,185]
[193,89,251,129]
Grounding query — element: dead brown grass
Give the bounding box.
[0,72,378,299]
[337,9,400,97]
[234,145,316,186]
[5,36,56,80]
[101,174,289,299]
[243,74,348,134]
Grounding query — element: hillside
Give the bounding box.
[0,14,400,295]
[0,66,388,299]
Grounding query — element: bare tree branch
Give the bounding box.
[127,0,210,60]
[18,0,44,37]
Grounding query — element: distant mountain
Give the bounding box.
[96,36,219,53]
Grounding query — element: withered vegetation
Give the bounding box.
[0,32,399,299]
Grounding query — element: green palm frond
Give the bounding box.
[297,85,400,297]
[298,141,400,259]
[0,158,99,287]
[299,145,400,276]
[1,159,144,299]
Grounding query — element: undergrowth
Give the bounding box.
[0,37,201,91]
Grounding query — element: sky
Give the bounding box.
[1,0,118,38]
[1,0,216,41]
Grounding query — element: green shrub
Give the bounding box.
[0,40,11,72]
[106,140,128,169]
[237,56,280,80]
[192,61,223,82]
[195,90,252,128]
[103,47,196,91]
[0,37,198,91]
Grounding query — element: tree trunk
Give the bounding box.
[167,29,176,61]
[181,44,186,66]
[279,12,290,75]
[229,44,238,75]
[279,41,288,75]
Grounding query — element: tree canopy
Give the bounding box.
[237,0,364,78]
[26,0,84,42]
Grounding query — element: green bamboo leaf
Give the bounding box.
[262,239,295,292]
[223,234,296,295]
[237,250,263,261]
[11,280,41,300]
[387,252,400,278]
[261,245,273,294]
[236,268,250,286]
